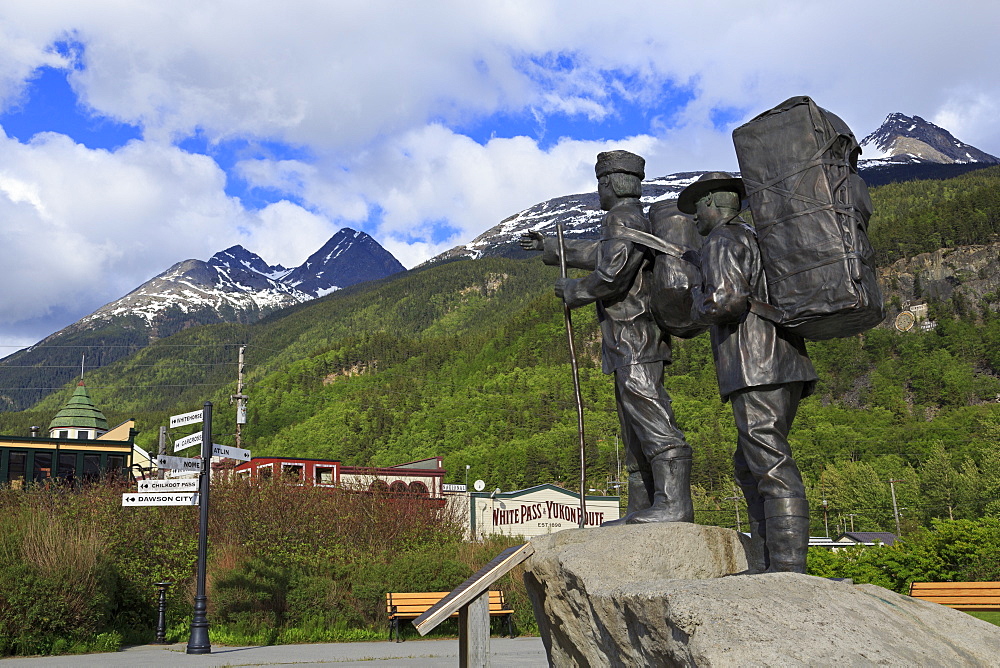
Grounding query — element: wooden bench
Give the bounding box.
[386,590,514,642]
[908,582,1000,611]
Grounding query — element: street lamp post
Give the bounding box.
[153,582,172,644]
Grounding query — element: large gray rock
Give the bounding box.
[523,523,1000,667]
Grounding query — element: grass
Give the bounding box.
[966,610,1000,626]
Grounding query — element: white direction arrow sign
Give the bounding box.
[123,492,200,507]
[170,409,204,428]
[212,444,251,461]
[156,454,203,472]
[138,479,200,493]
[173,431,203,452]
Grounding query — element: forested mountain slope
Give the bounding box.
[3,168,1000,534]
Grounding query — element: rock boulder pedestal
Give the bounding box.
[523,523,1000,667]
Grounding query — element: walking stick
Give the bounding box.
[556,223,588,528]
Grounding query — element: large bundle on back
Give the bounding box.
[732,96,884,340]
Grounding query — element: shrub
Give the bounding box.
[0,478,499,653]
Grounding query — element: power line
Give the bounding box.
[0,343,249,349]
[0,362,242,368]
[0,383,232,390]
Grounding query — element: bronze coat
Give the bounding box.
[542,200,670,374]
[693,218,817,400]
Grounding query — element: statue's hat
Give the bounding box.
[595,150,645,179]
[676,171,746,214]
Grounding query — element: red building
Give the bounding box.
[232,456,446,498]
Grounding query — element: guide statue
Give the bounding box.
[681,171,818,573]
[520,150,694,524]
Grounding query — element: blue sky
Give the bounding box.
[1,0,999,349]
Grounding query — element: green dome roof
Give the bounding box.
[48,382,109,431]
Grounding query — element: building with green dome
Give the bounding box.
[48,381,110,440]
[0,382,137,488]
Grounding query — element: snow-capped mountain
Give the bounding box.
[859,113,999,166]
[283,228,406,297]
[52,227,404,340]
[210,245,292,280]
[430,113,999,264]
[429,172,706,264]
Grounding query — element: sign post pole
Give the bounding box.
[187,401,212,655]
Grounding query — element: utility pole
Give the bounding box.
[888,479,903,535]
[725,487,743,533]
[821,498,830,537]
[230,346,248,449]
[846,513,858,532]
[157,426,167,479]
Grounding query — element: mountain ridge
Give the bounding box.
[40,227,404,344]
[859,112,1000,165]
[428,112,1000,264]
[0,227,405,410]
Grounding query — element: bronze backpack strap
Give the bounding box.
[605,224,699,264]
[727,213,786,326]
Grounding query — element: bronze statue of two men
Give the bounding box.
[520,151,817,573]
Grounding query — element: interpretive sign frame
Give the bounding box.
[413,543,534,667]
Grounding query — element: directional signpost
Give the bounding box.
[212,444,251,461]
[138,479,200,493]
[170,408,204,428]
[188,402,212,655]
[123,401,254,656]
[156,454,204,473]
[174,431,203,452]
[122,492,200,506]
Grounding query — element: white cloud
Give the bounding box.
[0,130,339,330]
[243,201,339,269]
[0,132,235,321]
[0,1,998,153]
[1,0,1000,343]
[239,124,667,266]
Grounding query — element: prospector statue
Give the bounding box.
[520,150,694,524]
[682,172,818,572]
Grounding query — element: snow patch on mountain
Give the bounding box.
[59,228,404,338]
[426,171,707,264]
[860,113,1000,166]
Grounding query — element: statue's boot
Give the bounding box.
[747,515,769,572]
[624,453,694,524]
[764,498,810,573]
[601,470,653,526]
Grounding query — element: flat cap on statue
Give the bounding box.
[595,150,645,179]
[676,171,746,214]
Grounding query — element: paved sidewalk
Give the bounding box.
[0,637,548,667]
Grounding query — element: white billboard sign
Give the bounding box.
[155,454,203,472]
[137,479,200,493]
[471,485,621,538]
[122,492,200,507]
[212,444,251,461]
[169,409,204,428]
